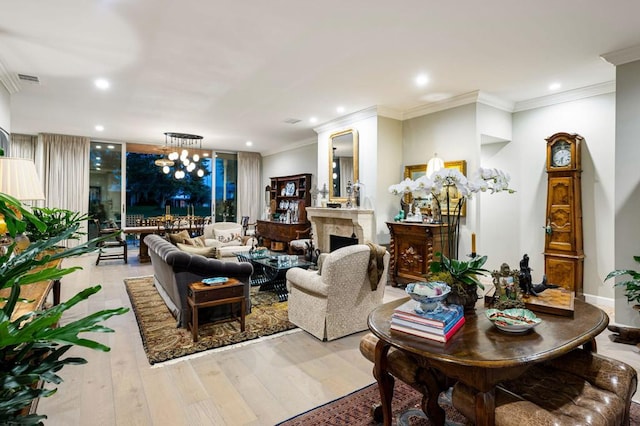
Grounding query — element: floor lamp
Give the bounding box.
[0,157,45,202]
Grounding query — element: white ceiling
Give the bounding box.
[2,0,640,155]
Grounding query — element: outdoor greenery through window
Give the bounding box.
[126,151,213,219]
[89,143,235,238]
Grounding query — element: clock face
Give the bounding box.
[551,141,571,167]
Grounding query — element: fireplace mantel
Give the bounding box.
[306,207,376,252]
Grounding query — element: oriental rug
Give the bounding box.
[124,276,297,365]
[278,380,640,426]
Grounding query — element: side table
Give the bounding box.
[187,278,246,342]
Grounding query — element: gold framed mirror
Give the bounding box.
[328,128,359,202]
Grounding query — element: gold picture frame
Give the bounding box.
[403,160,467,217]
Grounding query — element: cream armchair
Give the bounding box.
[286,244,389,341]
[202,222,257,259]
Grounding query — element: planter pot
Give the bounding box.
[446,283,479,313]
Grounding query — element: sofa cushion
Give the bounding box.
[168,230,191,245]
[176,243,217,258]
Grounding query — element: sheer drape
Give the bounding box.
[10,133,38,160]
[237,152,261,223]
[41,133,90,246]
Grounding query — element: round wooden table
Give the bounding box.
[367,298,608,426]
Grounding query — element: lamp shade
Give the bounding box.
[426,153,444,178]
[0,157,45,200]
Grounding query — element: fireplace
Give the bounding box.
[330,234,358,252]
[306,207,375,252]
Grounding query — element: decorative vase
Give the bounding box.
[446,282,479,313]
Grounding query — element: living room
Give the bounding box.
[2,2,640,424]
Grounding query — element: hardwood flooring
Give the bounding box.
[38,248,640,425]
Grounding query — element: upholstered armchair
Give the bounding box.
[286,244,389,341]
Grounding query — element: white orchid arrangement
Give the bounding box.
[388,167,514,200]
[389,166,515,260]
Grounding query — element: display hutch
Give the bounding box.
[256,173,312,252]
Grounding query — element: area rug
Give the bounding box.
[124,276,297,365]
[278,380,640,426]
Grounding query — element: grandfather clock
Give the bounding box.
[543,132,584,298]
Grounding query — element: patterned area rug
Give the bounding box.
[124,276,297,365]
[278,380,640,426]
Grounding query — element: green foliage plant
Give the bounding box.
[0,193,128,425]
[429,253,490,291]
[25,207,89,243]
[605,256,640,306]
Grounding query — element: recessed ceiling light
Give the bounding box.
[94,78,110,90]
[415,74,429,87]
[549,82,561,91]
[95,145,102,149]
[96,167,101,171]
[309,117,318,124]
[96,162,101,167]
[203,153,210,157]
[336,106,345,114]
[95,125,104,132]
[96,156,101,160]
[107,145,115,149]
[246,141,253,147]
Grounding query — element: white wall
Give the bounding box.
[512,93,616,302]
[261,143,318,214]
[376,116,403,244]
[614,60,640,326]
[402,104,480,257]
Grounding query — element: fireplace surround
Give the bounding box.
[306,207,375,253]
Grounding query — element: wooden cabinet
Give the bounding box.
[258,173,312,252]
[386,222,450,287]
[268,173,312,223]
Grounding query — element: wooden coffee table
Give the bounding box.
[368,298,608,426]
[187,278,245,342]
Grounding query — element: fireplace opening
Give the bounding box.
[330,234,358,252]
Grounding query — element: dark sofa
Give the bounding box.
[144,234,253,328]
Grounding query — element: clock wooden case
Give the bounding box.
[544,132,584,299]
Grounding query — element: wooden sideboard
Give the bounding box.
[256,220,309,252]
[386,221,450,287]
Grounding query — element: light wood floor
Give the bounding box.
[39,248,640,425]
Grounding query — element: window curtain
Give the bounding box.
[10,133,44,208]
[237,152,261,223]
[40,133,90,247]
[10,133,38,160]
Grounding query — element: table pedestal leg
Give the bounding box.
[138,232,151,263]
[417,368,446,426]
[474,389,496,426]
[373,339,393,426]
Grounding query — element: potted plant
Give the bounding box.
[605,256,640,308]
[0,193,128,425]
[25,207,89,243]
[427,254,490,312]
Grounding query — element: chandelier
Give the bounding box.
[155,132,205,179]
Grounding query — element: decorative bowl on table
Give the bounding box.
[485,308,542,333]
[405,281,451,314]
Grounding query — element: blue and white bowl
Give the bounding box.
[406,281,451,313]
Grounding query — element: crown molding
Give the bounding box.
[313,106,378,134]
[513,81,615,112]
[261,136,317,157]
[376,106,403,120]
[403,91,482,120]
[601,45,640,66]
[477,92,515,112]
[0,59,20,94]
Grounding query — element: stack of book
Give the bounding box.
[390,300,465,342]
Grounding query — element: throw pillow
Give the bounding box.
[184,236,206,247]
[214,228,243,247]
[176,243,217,258]
[168,230,191,245]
